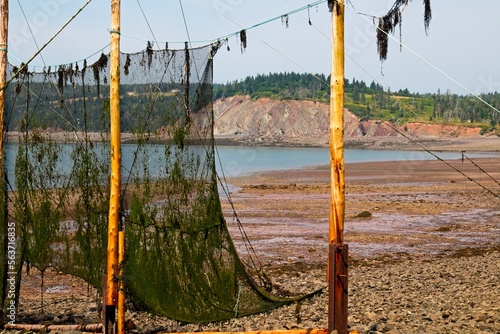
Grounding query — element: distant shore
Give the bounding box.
[7,131,500,152]
[216,135,500,152]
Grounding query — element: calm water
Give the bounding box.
[214,146,499,177]
[5,143,499,184]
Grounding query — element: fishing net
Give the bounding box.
[3,43,314,323]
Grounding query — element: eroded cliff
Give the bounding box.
[214,95,485,147]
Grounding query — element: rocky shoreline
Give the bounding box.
[7,130,500,153]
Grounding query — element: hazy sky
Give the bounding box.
[7,0,500,95]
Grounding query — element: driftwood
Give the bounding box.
[1,326,362,334]
[4,323,103,332]
[169,330,329,334]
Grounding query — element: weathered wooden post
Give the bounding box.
[105,0,122,333]
[328,1,348,334]
[117,231,126,334]
[0,0,8,320]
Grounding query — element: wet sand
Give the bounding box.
[222,156,500,266]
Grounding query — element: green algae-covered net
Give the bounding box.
[5,43,312,323]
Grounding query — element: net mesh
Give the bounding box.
[3,43,313,323]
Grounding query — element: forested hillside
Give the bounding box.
[6,72,499,135]
[215,72,500,135]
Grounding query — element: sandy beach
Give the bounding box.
[10,140,500,333]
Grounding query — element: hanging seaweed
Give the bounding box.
[376,0,432,61]
[91,53,108,96]
[240,29,247,53]
[57,66,64,94]
[146,41,153,68]
[57,66,65,108]
[124,54,131,76]
[376,18,389,61]
[281,14,289,28]
[327,0,341,15]
[81,59,87,81]
[424,0,432,34]
[183,42,191,131]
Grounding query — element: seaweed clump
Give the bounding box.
[91,53,108,95]
[376,0,432,61]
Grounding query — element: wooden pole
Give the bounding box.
[105,0,121,333]
[4,323,103,332]
[329,0,345,245]
[0,2,7,137]
[117,231,125,334]
[0,0,8,321]
[328,1,348,334]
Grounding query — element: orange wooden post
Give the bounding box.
[329,0,345,247]
[0,0,7,147]
[0,2,7,177]
[328,1,348,334]
[117,231,125,334]
[0,0,8,321]
[105,0,121,333]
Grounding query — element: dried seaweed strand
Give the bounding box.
[424,0,432,34]
[240,29,247,53]
[376,0,432,61]
[281,14,289,28]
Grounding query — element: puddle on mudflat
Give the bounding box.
[343,208,500,258]
[45,285,71,294]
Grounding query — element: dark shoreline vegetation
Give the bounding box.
[6,132,500,154]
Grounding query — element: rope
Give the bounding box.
[111,0,328,46]
[347,2,500,116]
[214,146,268,276]
[378,120,500,199]
[16,0,46,65]
[464,154,500,188]
[233,280,242,318]
[178,0,192,48]
[203,0,327,42]
[2,0,95,92]
[135,0,160,49]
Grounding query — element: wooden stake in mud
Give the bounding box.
[328,1,348,334]
[105,0,121,333]
[117,231,126,334]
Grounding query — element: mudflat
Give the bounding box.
[223,155,500,265]
[215,152,500,333]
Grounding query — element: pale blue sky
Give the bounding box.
[8,0,500,95]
